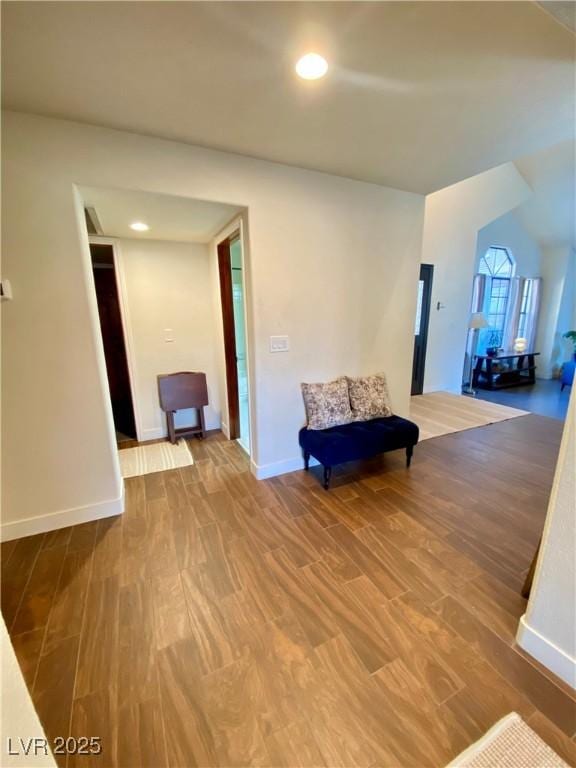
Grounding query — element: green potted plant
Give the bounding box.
[561,331,576,391]
[563,331,576,361]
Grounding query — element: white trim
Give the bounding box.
[141,427,166,441]
[0,486,125,543]
[236,437,250,456]
[516,614,576,689]
[250,455,319,480]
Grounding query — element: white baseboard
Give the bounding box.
[516,614,576,689]
[141,427,166,440]
[250,454,319,480]
[141,421,222,442]
[0,486,125,542]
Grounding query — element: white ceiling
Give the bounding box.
[2,2,574,194]
[80,186,242,243]
[514,140,576,249]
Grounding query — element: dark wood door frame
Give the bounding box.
[411,263,434,396]
[217,234,241,440]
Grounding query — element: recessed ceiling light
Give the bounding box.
[295,53,328,80]
[130,221,149,232]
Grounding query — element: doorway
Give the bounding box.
[90,243,137,442]
[217,231,250,451]
[411,263,434,396]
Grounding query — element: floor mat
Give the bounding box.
[410,391,529,441]
[446,712,569,767]
[118,439,193,478]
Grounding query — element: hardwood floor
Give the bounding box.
[2,415,576,767]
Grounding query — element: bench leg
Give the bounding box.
[323,465,332,490]
[303,451,310,471]
[406,445,414,468]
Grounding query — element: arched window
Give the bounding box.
[478,247,514,279]
[478,247,514,351]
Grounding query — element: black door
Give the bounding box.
[411,264,434,395]
[90,244,137,440]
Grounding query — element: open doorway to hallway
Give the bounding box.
[81,185,252,465]
[411,264,434,395]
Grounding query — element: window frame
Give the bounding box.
[477,246,515,350]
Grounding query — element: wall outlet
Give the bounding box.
[270,335,289,353]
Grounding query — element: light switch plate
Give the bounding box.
[270,335,289,353]
[0,279,13,301]
[164,328,174,343]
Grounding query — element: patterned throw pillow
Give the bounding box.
[301,377,353,430]
[347,373,392,421]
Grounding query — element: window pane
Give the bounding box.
[479,247,513,278]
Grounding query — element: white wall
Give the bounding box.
[535,246,576,379]
[1,111,424,538]
[116,238,222,440]
[475,209,541,277]
[517,387,576,689]
[421,163,531,393]
[1,619,57,766]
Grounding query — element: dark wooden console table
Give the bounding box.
[472,351,539,391]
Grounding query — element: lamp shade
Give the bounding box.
[469,312,489,330]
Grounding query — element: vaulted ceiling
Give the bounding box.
[514,140,575,249]
[2,1,574,195]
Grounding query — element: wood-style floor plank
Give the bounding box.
[10,628,45,689]
[1,533,45,629]
[2,417,573,768]
[34,635,80,761]
[69,687,118,768]
[158,638,218,768]
[117,697,168,768]
[75,575,120,699]
[44,548,93,655]
[202,653,271,767]
[11,545,67,635]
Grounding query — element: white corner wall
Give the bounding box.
[421,163,531,393]
[535,246,576,379]
[517,387,576,689]
[116,238,222,440]
[1,165,124,542]
[1,618,57,766]
[1,111,424,537]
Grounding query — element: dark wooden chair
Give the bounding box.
[157,372,208,444]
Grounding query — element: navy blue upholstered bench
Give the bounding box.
[298,415,419,489]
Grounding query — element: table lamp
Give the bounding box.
[464,312,489,395]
